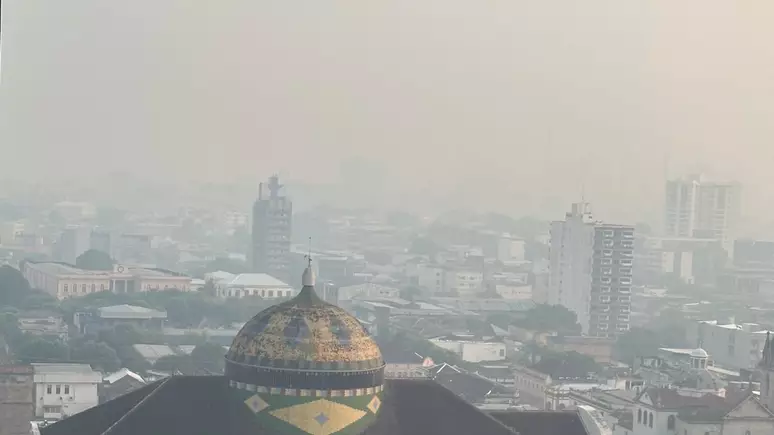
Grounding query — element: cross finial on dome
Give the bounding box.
[302,237,315,287]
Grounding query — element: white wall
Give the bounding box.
[461,342,506,362]
[33,374,100,419]
[548,212,595,334]
[217,285,295,299]
[430,339,506,363]
[632,407,677,435]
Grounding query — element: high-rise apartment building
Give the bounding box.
[251,175,292,282]
[548,203,633,338]
[664,175,741,250]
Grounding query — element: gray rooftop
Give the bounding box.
[98,304,167,320]
[225,273,290,288]
[32,363,97,374]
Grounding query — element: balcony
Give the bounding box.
[618,287,631,294]
[603,250,613,257]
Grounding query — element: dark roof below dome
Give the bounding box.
[39,377,585,435]
[489,411,589,435]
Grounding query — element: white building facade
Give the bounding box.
[214,273,295,300]
[32,364,102,420]
[664,175,741,251]
[429,336,507,363]
[548,203,634,337]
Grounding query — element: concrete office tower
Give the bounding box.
[664,175,741,250]
[54,227,91,264]
[251,175,292,282]
[548,203,634,338]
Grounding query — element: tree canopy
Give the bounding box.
[76,249,115,271]
[512,304,582,335]
[531,350,600,378]
[0,265,31,306]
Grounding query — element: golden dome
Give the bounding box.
[225,281,383,371]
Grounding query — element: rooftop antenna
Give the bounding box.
[306,237,312,268]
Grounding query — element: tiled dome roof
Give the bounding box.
[225,268,383,372]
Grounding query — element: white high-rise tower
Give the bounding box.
[548,203,634,337]
[664,175,741,250]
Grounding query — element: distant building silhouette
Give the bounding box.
[250,175,292,282]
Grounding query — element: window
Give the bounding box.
[81,284,87,293]
[64,385,70,394]
[637,409,642,423]
[499,349,505,357]
[268,290,274,298]
[46,385,52,394]
[91,284,96,292]
[667,415,675,430]
[648,412,653,428]
[101,284,105,291]
[55,385,61,394]
[63,284,69,293]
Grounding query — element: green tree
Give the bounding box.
[76,250,114,271]
[613,328,663,365]
[532,350,600,378]
[513,304,582,335]
[70,340,121,372]
[16,337,70,363]
[0,265,31,306]
[408,237,440,257]
[190,342,226,373]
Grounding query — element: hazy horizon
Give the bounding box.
[2,1,774,224]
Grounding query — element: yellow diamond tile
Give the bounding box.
[367,395,381,414]
[269,399,367,435]
[244,394,270,413]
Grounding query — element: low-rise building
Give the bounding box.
[23,262,192,300]
[337,283,401,302]
[77,305,167,335]
[18,316,69,341]
[213,273,294,299]
[0,365,34,435]
[628,386,774,435]
[686,320,770,371]
[32,364,101,420]
[100,369,146,403]
[430,335,507,363]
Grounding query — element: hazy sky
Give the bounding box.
[1,1,774,222]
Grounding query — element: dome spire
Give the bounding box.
[302,237,315,287]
